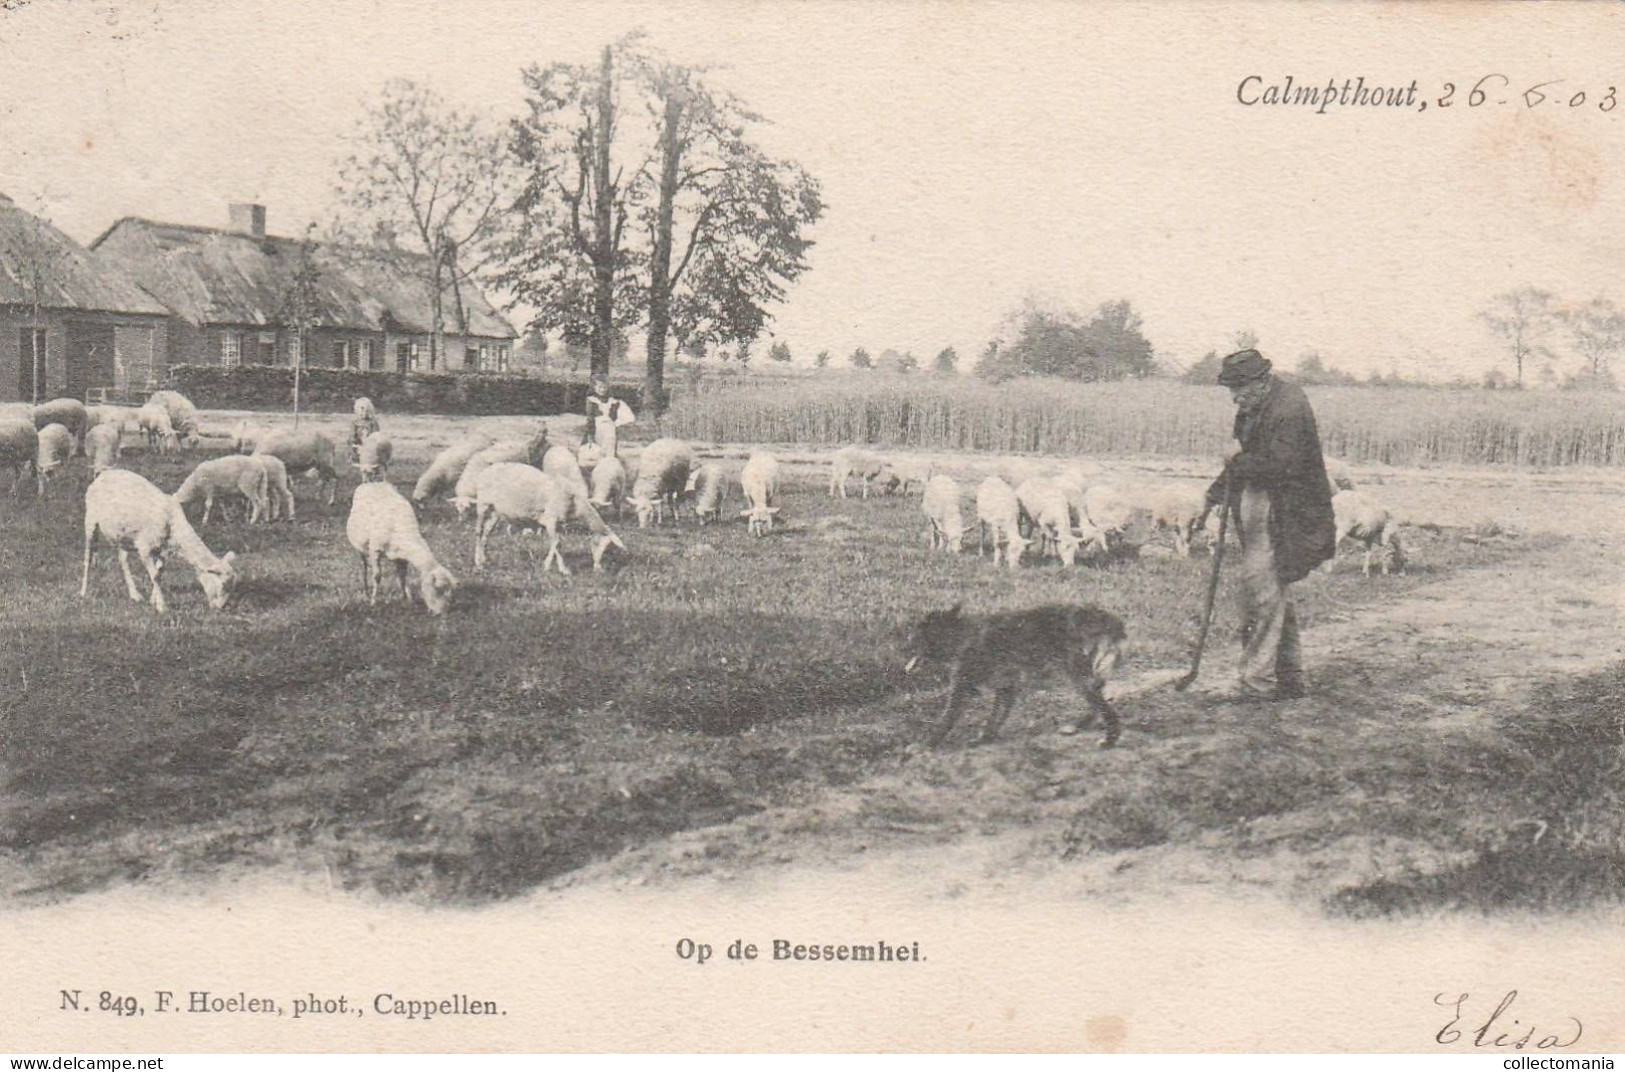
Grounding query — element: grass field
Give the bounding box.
[0,419,1621,917]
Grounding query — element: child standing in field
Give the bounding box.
[581,375,634,457]
[350,397,380,464]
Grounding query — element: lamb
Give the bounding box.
[1324,455,1356,496]
[357,432,393,483]
[84,422,123,475]
[0,418,39,498]
[346,481,456,614]
[588,454,628,517]
[137,402,179,453]
[690,463,728,524]
[473,462,625,575]
[975,476,1030,569]
[248,454,295,521]
[34,422,74,497]
[81,469,238,612]
[1146,482,1212,558]
[1081,482,1149,552]
[450,438,535,520]
[920,474,965,552]
[173,455,270,524]
[145,390,201,447]
[1015,477,1084,566]
[1328,489,1406,576]
[32,398,88,454]
[738,452,780,536]
[626,437,697,528]
[828,447,887,499]
[253,430,341,505]
[411,432,496,507]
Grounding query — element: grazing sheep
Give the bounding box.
[691,463,728,524]
[1324,456,1356,497]
[1146,482,1212,558]
[889,457,936,495]
[541,443,591,496]
[738,452,781,536]
[921,474,965,552]
[347,481,456,614]
[85,405,135,437]
[975,476,1029,569]
[357,432,393,482]
[411,433,496,507]
[232,419,272,455]
[34,422,74,497]
[0,418,39,497]
[252,454,296,521]
[145,390,200,448]
[1328,489,1406,576]
[253,430,341,505]
[81,469,238,612]
[1015,478,1083,565]
[85,422,122,475]
[473,462,625,575]
[32,398,88,454]
[627,437,697,528]
[451,438,534,520]
[174,455,270,525]
[137,402,179,453]
[828,447,886,499]
[1081,482,1153,552]
[588,454,628,517]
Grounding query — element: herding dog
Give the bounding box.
[902,603,1128,749]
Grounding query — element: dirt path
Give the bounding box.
[543,529,1624,910]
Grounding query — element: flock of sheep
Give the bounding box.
[0,390,1407,619]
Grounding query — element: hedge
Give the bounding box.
[164,365,652,416]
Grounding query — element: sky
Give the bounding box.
[1,0,1622,381]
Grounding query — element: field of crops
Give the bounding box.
[663,375,1625,468]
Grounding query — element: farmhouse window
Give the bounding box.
[496,345,509,373]
[221,331,242,369]
[359,340,374,369]
[465,345,480,371]
[332,340,348,368]
[258,332,277,365]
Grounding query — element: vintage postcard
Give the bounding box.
[2,0,1622,1056]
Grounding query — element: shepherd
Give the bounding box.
[581,375,635,457]
[1205,348,1336,701]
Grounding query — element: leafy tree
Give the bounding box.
[983,297,1156,381]
[1181,349,1222,385]
[1479,287,1557,388]
[975,340,1005,381]
[768,340,793,364]
[1559,297,1625,383]
[335,79,512,370]
[850,346,872,369]
[933,346,958,373]
[813,348,831,368]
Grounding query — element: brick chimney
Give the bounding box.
[228,203,267,237]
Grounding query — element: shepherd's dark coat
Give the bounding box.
[1207,376,1336,583]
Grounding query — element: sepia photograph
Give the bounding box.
[1,0,1622,1056]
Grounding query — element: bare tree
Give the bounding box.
[272,225,324,428]
[1479,287,1557,388]
[335,79,513,370]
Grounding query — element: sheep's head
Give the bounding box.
[627,494,657,528]
[1056,531,1081,567]
[421,566,457,615]
[450,496,474,522]
[199,551,238,610]
[902,603,965,673]
[741,504,779,536]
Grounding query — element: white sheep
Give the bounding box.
[588,455,628,516]
[1328,489,1406,576]
[0,418,39,498]
[137,402,179,453]
[252,454,296,521]
[32,397,88,455]
[576,440,603,470]
[541,443,591,496]
[627,437,697,528]
[828,447,886,499]
[34,422,74,497]
[145,390,201,448]
[691,463,728,524]
[358,432,393,483]
[347,481,456,614]
[451,438,535,520]
[412,433,496,507]
[81,469,238,612]
[253,430,341,505]
[889,457,936,495]
[1146,482,1212,558]
[473,462,625,575]
[85,422,122,475]
[1324,456,1357,497]
[232,419,272,455]
[174,455,270,525]
[1015,477,1083,566]
[738,452,780,536]
[920,474,965,552]
[975,476,1029,569]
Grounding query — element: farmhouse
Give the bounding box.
[91,203,517,382]
[0,193,172,404]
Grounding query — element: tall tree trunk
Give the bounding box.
[590,44,616,382]
[644,87,683,416]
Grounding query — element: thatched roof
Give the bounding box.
[91,218,516,338]
[0,194,169,316]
